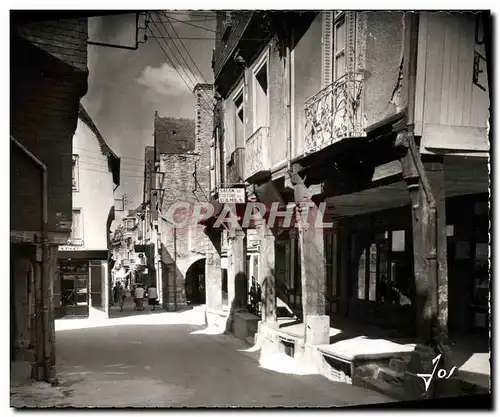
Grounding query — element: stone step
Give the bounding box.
[355,363,379,379]
[460,378,491,395]
[377,366,404,386]
[353,375,407,401]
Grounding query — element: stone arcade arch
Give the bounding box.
[184,258,206,305]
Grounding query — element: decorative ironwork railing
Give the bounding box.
[304,72,365,154]
[244,126,270,181]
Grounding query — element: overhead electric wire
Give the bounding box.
[74,146,147,162]
[148,36,269,40]
[78,155,146,168]
[165,14,217,32]
[152,11,214,112]
[153,15,206,88]
[149,13,208,106]
[156,12,214,109]
[157,16,217,22]
[162,12,211,86]
[147,18,214,118]
[78,153,145,167]
[80,166,145,178]
[163,10,216,16]
[79,160,144,173]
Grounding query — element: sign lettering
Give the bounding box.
[219,188,246,204]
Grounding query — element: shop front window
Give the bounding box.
[473,243,489,308]
[357,247,366,300]
[352,228,413,306]
[325,231,338,298]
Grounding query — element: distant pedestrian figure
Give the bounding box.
[118,283,126,312]
[147,284,158,311]
[113,282,120,305]
[134,284,145,311]
[249,277,262,316]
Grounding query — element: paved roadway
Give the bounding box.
[13,311,394,407]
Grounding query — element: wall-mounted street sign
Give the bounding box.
[219,188,246,204]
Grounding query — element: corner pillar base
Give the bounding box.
[305,314,330,345]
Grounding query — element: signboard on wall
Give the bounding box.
[219,188,245,204]
[59,246,82,251]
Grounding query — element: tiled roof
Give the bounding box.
[154,112,195,156]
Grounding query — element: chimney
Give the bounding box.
[193,83,214,154]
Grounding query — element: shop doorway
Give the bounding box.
[60,261,89,317]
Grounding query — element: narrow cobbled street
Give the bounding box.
[11,311,393,407]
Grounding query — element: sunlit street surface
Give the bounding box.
[12,312,393,407]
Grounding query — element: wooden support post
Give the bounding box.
[258,222,276,323]
[290,168,329,346]
[396,130,458,399]
[229,229,247,310]
[44,244,58,382]
[31,242,57,382]
[32,244,45,381]
[399,146,432,344]
[205,231,223,312]
[424,158,448,332]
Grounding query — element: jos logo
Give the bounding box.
[417,354,457,393]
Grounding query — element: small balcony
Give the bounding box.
[304,72,365,155]
[244,126,271,182]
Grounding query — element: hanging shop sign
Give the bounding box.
[219,188,246,204]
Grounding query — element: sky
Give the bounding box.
[81,11,216,214]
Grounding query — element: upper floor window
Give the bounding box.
[333,13,346,81]
[252,54,269,131]
[70,209,83,243]
[72,155,79,192]
[322,11,352,88]
[233,89,245,147]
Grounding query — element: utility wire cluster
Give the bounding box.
[145,11,216,120]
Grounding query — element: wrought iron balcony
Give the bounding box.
[304,72,365,155]
[244,126,271,182]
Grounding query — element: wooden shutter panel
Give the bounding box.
[244,67,253,138]
[223,99,235,164]
[346,12,357,74]
[321,11,334,88]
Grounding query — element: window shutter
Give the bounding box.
[223,99,235,163]
[245,68,253,135]
[346,12,357,74]
[321,11,334,88]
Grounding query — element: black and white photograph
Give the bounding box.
[8,6,492,409]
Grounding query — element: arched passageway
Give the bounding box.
[185,258,206,305]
